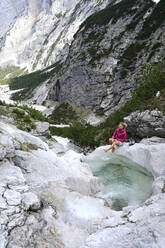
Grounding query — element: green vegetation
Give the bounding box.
[122,42,144,60]
[20,142,38,152]
[119,41,146,69]
[137,0,165,40]
[126,1,154,31]
[50,103,78,124]
[120,69,128,79]
[9,61,62,101]
[49,102,91,124]
[83,31,104,44]
[81,0,138,28]
[0,66,26,85]
[0,101,47,132]
[147,42,162,62]
[50,59,165,148]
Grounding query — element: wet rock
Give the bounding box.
[152,176,165,195]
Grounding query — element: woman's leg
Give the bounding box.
[111,140,120,153]
[109,138,114,145]
[104,139,115,152]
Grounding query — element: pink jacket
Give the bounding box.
[112,128,127,142]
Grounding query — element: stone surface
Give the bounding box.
[22,192,41,211]
[0,118,165,247]
[34,121,50,136]
[0,0,110,71]
[101,139,165,178]
[48,0,165,114]
[124,110,165,139]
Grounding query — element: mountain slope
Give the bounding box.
[0,0,111,72]
[48,0,165,115]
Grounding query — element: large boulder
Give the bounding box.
[124,109,165,139]
[34,121,50,136]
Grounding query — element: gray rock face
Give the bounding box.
[49,0,165,114]
[0,0,111,70]
[53,66,107,113]
[124,109,165,139]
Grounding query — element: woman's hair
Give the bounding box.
[120,122,127,129]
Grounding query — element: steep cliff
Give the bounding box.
[0,0,111,71]
[49,0,165,115]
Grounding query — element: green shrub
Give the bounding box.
[50,103,78,124]
[24,115,32,123]
[122,42,144,60]
[21,106,46,122]
[120,69,128,79]
[12,108,25,118]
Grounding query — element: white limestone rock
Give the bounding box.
[4,189,22,206]
[22,192,41,211]
[0,0,110,70]
[34,121,50,136]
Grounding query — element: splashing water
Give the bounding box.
[84,149,154,211]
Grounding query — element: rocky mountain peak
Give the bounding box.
[0,0,112,71]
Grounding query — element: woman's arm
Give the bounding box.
[123,131,127,142]
[112,129,117,139]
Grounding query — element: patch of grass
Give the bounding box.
[0,101,47,132]
[21,106,47,122]
[0,66,26,85]
[12,108,25,118]
[20,142,38,152]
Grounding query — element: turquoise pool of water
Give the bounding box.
[85,150,154,211]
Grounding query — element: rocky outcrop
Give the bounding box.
[81,140,165,248]
[0,120,114,248]
[0,116,165,247]
[49,0,165,115]
[124,109,165,139]
[0,0,111,71]
[81,193,165,248]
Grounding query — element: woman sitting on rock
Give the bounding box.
[104,122,127,153]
